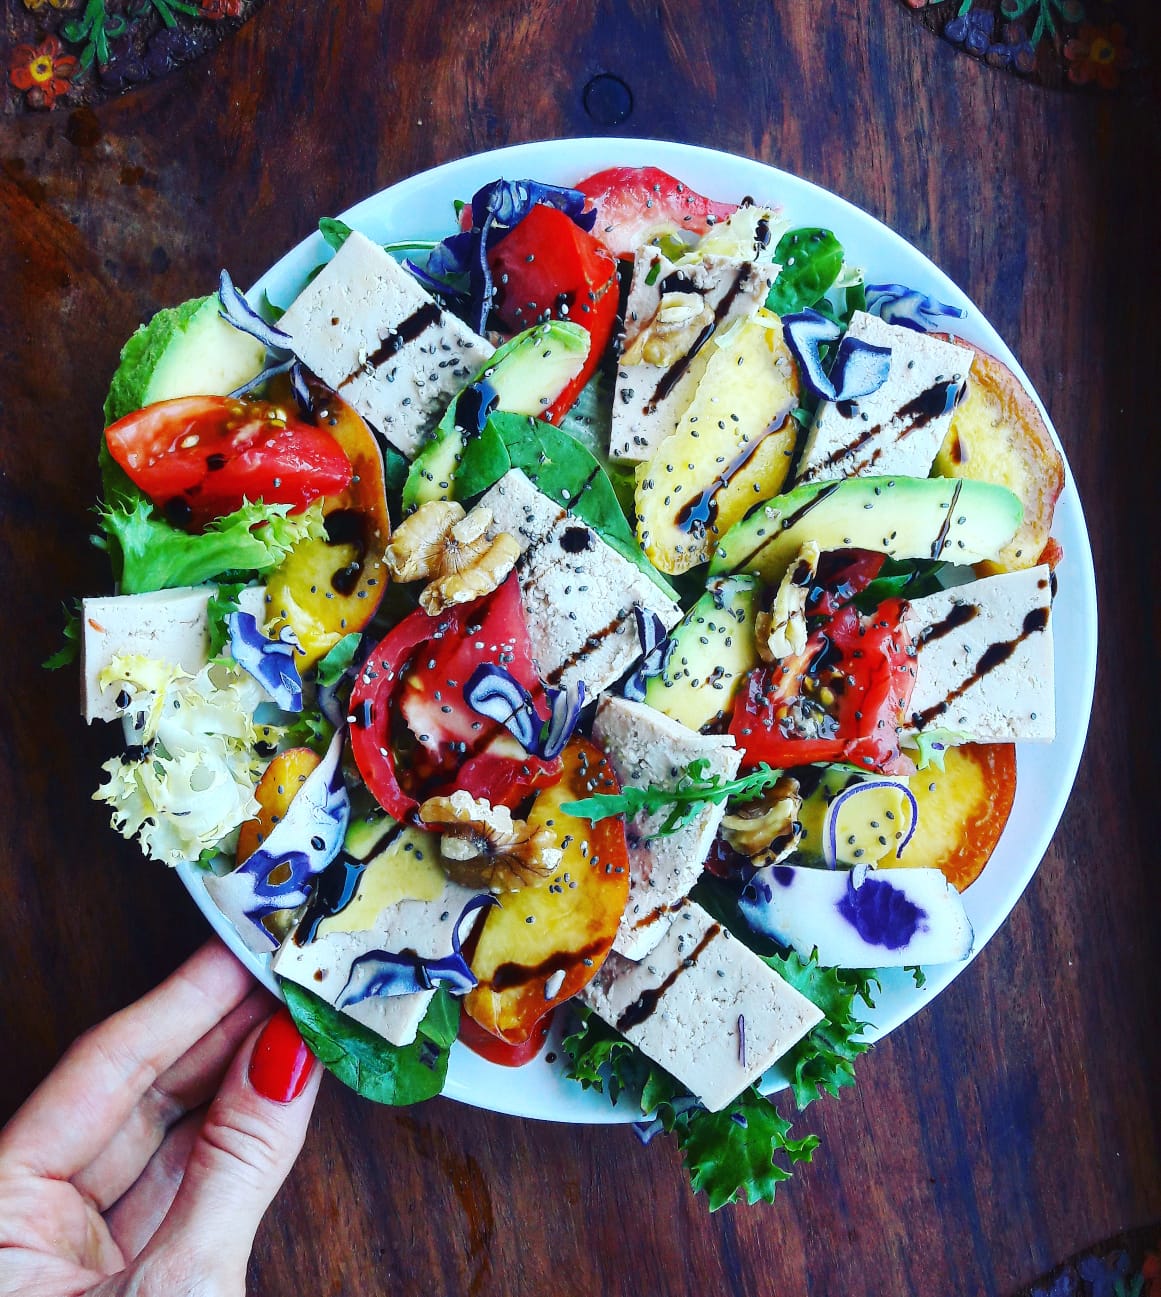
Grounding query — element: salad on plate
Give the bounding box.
[67,146,1074,1209]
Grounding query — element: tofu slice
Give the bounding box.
[81,585,266,722]
[795,312,973,484]
[273,825,484,1048]
[903,565,1055,741]
[476,471,681,699]
[592,696,741,959]
[278,230,494,458]
[580,899,823,1112]
[611,251,774,463]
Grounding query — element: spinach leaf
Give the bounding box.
[422,410,675,599]
[766,228,845,315]
[281,980,459,1105]
[319,217,354,252]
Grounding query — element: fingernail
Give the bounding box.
[248,1007,314,1104]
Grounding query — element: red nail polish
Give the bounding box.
[248,1006,314,1103]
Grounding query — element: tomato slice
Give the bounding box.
[576,166,738,259]
[104,395,353,529]
[458,1008,553,1067]
[349,574,561,821]
[486,203,619,422]
[730,598,916,774]
[804,549,886,618]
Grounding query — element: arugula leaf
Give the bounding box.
[563,759,784,835]
[281,980,458,1105]
[766,228,844,315]
[96,497,326,595]
[43,600,82,670]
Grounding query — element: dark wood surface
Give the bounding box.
[2,3,1158,1294]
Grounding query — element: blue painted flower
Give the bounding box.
[945,7,995,55]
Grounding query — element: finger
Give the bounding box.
[144,1007,321,1283]
[102,1108,205,1263]
[72,986,272,1211]
[0,939,254,1180]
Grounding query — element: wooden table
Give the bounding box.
[2,4,1158,1294]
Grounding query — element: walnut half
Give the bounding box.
[721,776,803,867]
[386,501,520,614]
[419,790,562,893]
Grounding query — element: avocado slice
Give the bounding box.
[104,295,267,426]
[643,574,760,731]
[403,321,590,512]
[708,475,1023,583]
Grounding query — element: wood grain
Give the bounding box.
[1,2,1157,1294]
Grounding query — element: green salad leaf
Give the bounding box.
[43,600,82,670]
[555,364,637,518]
[205,581,250,656]
[282,981,458,1106]
[408,408,674,598]
[563,758,784,836]
[319,216,354,252]
[103,295,212,426]
[96,496,326,595]
[766,228,844,315]
[562,1009,818,1211]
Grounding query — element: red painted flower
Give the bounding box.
[1141,1250,1161,1297]
[8,37,77,110]
[1064,23,1130,90]
[199,0,243,17]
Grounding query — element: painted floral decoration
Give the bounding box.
[1063,22,1129,88]
[897,0,1133,90]
[8,37,78,109]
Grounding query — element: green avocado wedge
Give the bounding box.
[708,475,1023,584]
[403,320,590,513]
[103,296,266,427]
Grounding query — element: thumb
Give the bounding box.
[144,1006,321,1285]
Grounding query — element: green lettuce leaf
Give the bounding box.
[680,1089,820,1210]
[561,1008,816,1210]
[103,296,212,426]
[282,981,458,1106]
[96,497,326,595]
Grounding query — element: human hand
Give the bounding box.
[0,939,321,1297]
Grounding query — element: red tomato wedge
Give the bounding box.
[487,203,619,423]
[458,1008,553,1067]
[104,395,353,529]
[349,574,561,821]
[576,166,738,259]
[730,598,917,775]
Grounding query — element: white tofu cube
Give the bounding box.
[903,565,1055,741]
[273,826,485,1048]
[611,251,773,462]
[592,696,741,959]
[795,312,973,484]
[81,585,266,722]
[476,471,681,700]
[279,231,494,458]
[580,899,823,1112]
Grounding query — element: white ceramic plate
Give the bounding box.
[178,138,1098,1124]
